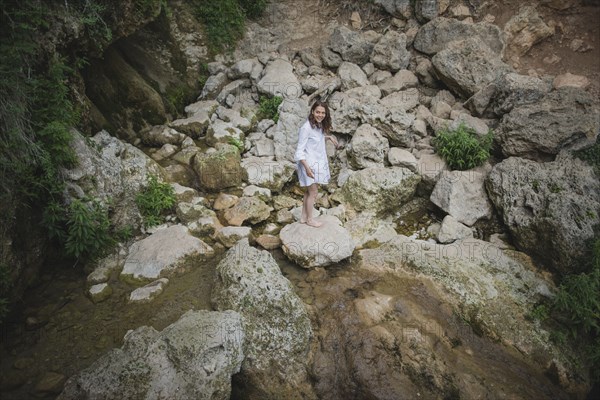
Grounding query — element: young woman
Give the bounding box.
[294,100,339,227]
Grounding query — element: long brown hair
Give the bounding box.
[308,100,332,134]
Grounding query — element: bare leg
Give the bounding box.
[300,190,308,223]
[305,184,322,227]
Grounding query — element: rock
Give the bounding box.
[213,193,239,210]
[216,226,253,248]
[437,215,473,243]
[193,144,244,191]
[504,6,554,58]
[347,124,390,169]
[341,167,420,213]
[414,17,505,56]
[216,79,251,104]
[272,98,310,163]
[273,195,301,210]
[370,31,411,72]
[338,62,369,91]
[415,58,437,87]
[279,216,355,268]
[430,170,493,226]
[170,110,214,138]
[412,118,428,137]
[176,202,215,224]
[228,58,263,81]
[200,72,228,99]
[300,48,323,67]
[187,216,219,237]
[151,143,178,161]
[321,46,343,68]
[58,310,244,400]
[63,130,164,231]
[346,85,382,101]
[87,252,123,285]
[35,372,66,394]
[206,120,244,147]
[87,283,112,304]
[171,146,201,165]
[211,239,314,398]
[215,106,252,133]
[379,88,420,112]
[552,73,591,90]
[345,212,398,248]
[242,185,271,200]
[373,0,412,18]
[121,225,214,283]
[129,278,169,304]
[415,0,450,22]
[451,4,471,17]
[290,206,321,222]
[497,87,599,160]
[256,234,282,250]
[328,26,374,65]
[248,135,276,157]
[432,38,512,98]
[223,196,272,226]
[350,11,362,28]
[241,157,296,192]
[486,156,600,274]
[378,70,419,96]
[387,147,417,171]
[276,208,295,224]
[449,112,490,136]
[257,58,302,99]
[431,100,452,119]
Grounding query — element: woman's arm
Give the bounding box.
[325,134,340,148]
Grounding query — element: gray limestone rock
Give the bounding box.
[370,31,411,72]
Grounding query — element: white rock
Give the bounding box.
[338,62,369,91]
[88,283,112,303]
[129,278,169,304]
[216,226,253,248]
[388,148,417,171]
[437,215,474,243]
[243,185,272,199]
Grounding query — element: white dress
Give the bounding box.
[294,120,330,187]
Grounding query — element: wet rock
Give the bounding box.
[223,196,272,226]
[87,283,112,304]
[497,87,599,160]
[340,167,420,213]
[129,278,169,304]
[215,226,253,248]
[193,144,244,191]
[430,170,493,226]
[87,252,124,285]
[347,124,389,169]
[437,215,473,243]
[121,225,214,283]
[280,216,355,268]
[486,156,600,274]
[58,310,244,400]
[211,239,315,399]
[370,31,411,72]
[345,212,398,248]
[414,17,505,56]
[35,372,66,395]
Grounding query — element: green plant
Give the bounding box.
[135,175,176,227]
[529,304,550,322]
[192,0,246,54]
[64,198,112,260]
[257,95,283,123]
[238,0,268,18]
[228,136,244,153]
[432,123,493,170]
[575,138,600,174]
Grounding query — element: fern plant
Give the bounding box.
[432,123,493,170]
[135,175,176,228]
[64,198,112,260]
[257,95,283,123]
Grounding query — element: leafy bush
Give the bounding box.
[228,136,245,153]
[238,0,268,18]
[432,123,493,170]
[64,199,112,260]
[192,0,246,54]
[257,95,283,123]
[135,175,176,227]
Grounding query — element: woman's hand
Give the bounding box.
[326,135,340,149]
[301,160,315,178]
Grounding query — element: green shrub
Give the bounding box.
[575,138,600,174]
[64,199,112,260]
[135,175,176,227]
[432,123,493,170]
[192,0,246,54]
[228,136,245,153]
[257,95,283,123]
[238,0,268,18]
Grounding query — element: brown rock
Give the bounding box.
[256,234,282,250]
[213,193,239,210]
[553,73,590,90]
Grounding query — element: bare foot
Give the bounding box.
[300,218,307,224]
[306,219,322,227]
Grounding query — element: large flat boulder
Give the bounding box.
[120,225,214,283]
[58,310,244,400]
[486,156,600,274]
[279,216,355,268]
[211,239,315,399]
